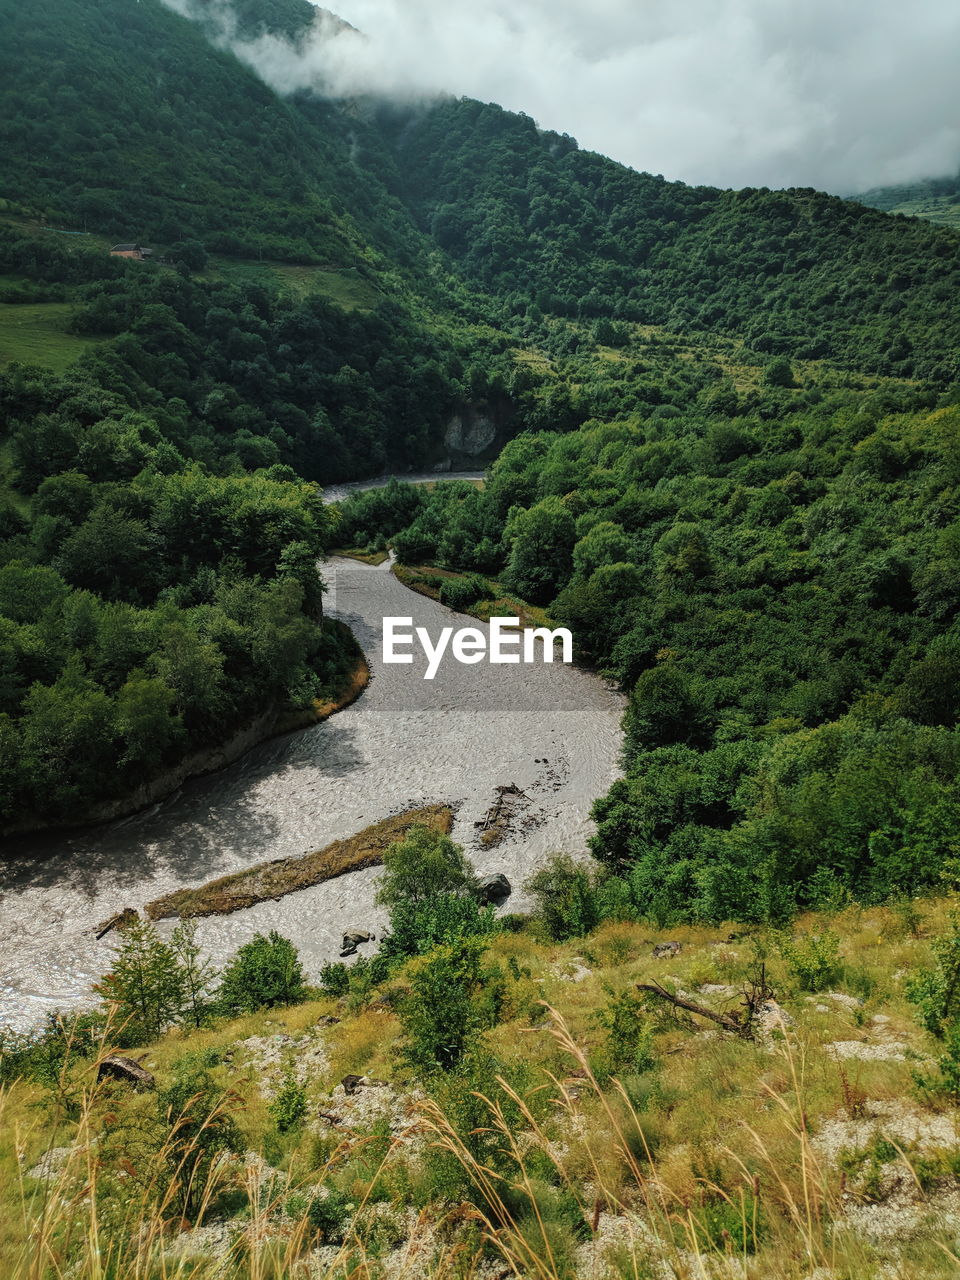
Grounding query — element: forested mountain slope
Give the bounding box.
[5,0,960,385]
[1,0,959,849]
[855,172,960,231]
[0,0,417,271]
[0,0,470,831]
[380,97,960,381]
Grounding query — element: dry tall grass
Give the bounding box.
[6,904,960,1279]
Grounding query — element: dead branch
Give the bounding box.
[638,981,748,1035]
[638,963,779,1041]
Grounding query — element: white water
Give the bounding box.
[0,556,624,1032]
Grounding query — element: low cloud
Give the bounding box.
[167,0,960,193]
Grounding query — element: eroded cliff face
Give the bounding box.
[443,398,515,462]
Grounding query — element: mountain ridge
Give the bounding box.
[3,0,960,383]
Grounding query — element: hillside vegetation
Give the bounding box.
[383,98,960,381]
[339,366,960,924]
[5,835,960,1279]
[856,173,960,231]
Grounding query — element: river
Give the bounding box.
[0,548,624,1033]
[321,470,486,504]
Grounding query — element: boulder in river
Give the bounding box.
[340,929,374,957]
[476,873,512,905]
[97,1054,155,1090]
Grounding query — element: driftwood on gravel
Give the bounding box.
[475,783,529,847]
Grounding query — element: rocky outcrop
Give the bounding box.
[444,406,498,457]
[341,1074,389,1095]
[340,929,375,957]
[652,941,682,958]
[97,1054,155,1090]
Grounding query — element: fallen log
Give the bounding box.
[638,965,777,1040]
[93,907,138,940]
[638,981,748,1035]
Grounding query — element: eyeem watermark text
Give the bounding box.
[383,616,573,680]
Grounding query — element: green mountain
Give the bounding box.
[0,0,958,843]
[855,172,960,231]
[4,0,960,381]
[3,6,960,1277]
[382,98,960,379]
[0,0,414,268]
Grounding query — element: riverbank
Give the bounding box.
[391,562,555,631]
[329,546,390,566]
[3,620,370,838]
[144,804,453,920]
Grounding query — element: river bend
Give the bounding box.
[0,557,623,1031]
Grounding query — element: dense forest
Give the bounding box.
[0,0,412,267]
[383,99,960,381]
[1,0,959,884]
[340,373,960,921]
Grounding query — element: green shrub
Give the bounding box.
[92,917,187,1044]
[418,1056,546,1211]
[376,826,476,909]
[595,987,656,1078]
[269,1073,308,1133]
[439,573,488,611]
[319,961,351,998]
[888,895,925,940]
[0,1011,102,1087]
[380,893,500,967]
[524,854,600,941]
[778,931,842,992]
[689,1187,765,1254]
[170,918,219,1029]
[399,938,495,1074]
[906,914,960,1036]
[914,1022,960,1099]
[509,1181,589,1279]
[218,931,307,1015]
[158,1066,242,1220]
[307,1188,355,1244]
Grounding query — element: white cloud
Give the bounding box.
[175,0,960,192]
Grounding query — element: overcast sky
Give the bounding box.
[196,0,960,193]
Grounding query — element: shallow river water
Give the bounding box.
[0,553,624,1032]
